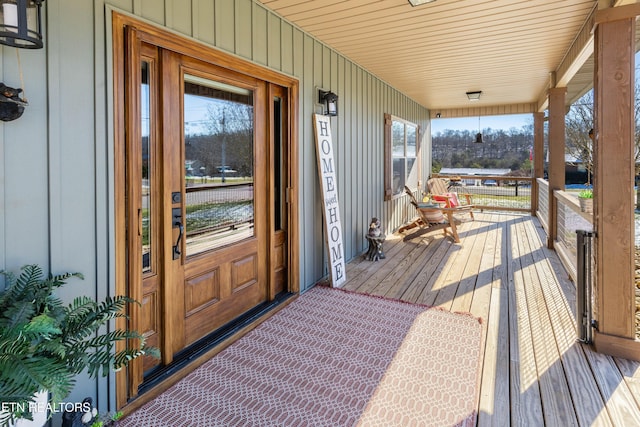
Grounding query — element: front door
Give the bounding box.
[114,16,298,405]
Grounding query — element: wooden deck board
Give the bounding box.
[341,212,640,426]
[508,216,545,426]
[523,218,614,427]
[516,218,578,426]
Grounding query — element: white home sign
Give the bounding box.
[313,114,346,287]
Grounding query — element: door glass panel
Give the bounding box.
[141,61,152,274]
[183,74,255,256]
[274,96,284,231]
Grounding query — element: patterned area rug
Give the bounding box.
[121,286,482,427]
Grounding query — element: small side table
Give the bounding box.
[365,234,386,261]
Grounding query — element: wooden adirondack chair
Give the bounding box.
[427,177,475,220]
[402,186,461,243]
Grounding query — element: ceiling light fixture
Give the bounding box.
[466,91,482,101]
[408,0,436,7]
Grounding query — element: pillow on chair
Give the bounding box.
[432,192,459,208]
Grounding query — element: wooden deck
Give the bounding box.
[342,212,640,427]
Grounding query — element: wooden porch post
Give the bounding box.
[592,5,638,357]
[531,111,545,215]
[547,87,566,249]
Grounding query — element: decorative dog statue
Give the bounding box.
[368,217,382,237]
[366,217,385,261]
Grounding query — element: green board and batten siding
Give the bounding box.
[0,0,430,409]
[1,0,431,298]
[0,0,430,297]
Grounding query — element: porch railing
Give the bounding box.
[553,189,593,283]
[537,178,549,235]
[433,174,532,212]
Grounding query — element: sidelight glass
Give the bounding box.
[274,96,285,231]
[141,61,152,273]
[183,74,255,256]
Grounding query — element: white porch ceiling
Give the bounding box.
[257,0,608,117]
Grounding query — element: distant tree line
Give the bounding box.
[432,126,534,174]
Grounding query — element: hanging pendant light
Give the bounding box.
[0,0,45,49]
[474,116,483,143]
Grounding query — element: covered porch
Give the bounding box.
[343,212,640,425]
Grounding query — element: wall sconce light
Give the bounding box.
[318,90,338,117]
[408,0,436,6]
[435,112,441,118]
[0,0,45,49]
[466,91,482,102]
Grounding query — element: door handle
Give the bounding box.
[172,207,183,260]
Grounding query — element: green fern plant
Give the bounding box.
[0,265,159,426]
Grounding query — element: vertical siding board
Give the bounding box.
[49,0,97,283]
[193,0,215,45]
[110,0,134,11]
[302,34,316,288]
[374,78,382,220]
[351,63,359,254]
[292,27,303,78]
[215,0,235,53]
[3,31,47,268]
[330,50,338,164]
[281,21,293,75]
[362,73,370,227]
[291,26,304,286]
[49,7,100,412]
[235,0,252,59]
[137,0,165,24]
[166,0,192,35]
[267,13,281,71]
[314,40,326,278]
[356,67,363,248]
[337,55,349,259]
[252,3,268,65]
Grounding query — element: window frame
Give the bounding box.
[384,113,421,201]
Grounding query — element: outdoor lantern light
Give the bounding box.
[0,0,44,49]
[466,91,482,101]
[474,116,483,143]
[319,90,338,117]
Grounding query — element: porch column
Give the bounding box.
[592,5,638,358]
[547,87,566,249]
[531,111,545,215]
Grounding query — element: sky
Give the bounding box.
[431,52,640,135]
[431,113,532,134]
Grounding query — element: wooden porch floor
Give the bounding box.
[342,212,640,426]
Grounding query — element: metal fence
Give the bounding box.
[553,190,593,284]
[185,183,254,236]
[433,174,533,212]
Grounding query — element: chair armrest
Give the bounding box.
[459,193,473,204]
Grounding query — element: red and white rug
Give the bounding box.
[121,286,482,426]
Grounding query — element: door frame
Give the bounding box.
[112,11,299,409]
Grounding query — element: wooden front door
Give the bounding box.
[114,16,298,405]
